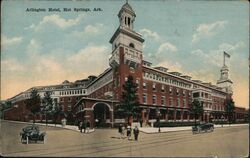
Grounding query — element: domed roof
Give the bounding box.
[221,65,229,70]
[122,3,134,12]
[119,2,136,17]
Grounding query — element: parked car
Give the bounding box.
[20,125,46,144]
[192,123,214,134]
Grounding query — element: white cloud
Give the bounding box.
[84,23,104,35]
[139,28,161,42]
[1,59,24,72]
[1,35,23,46]
[157,42,178,54]
[157,60,183,73]
[192,21,228,43]
[218,41,245,52]
[24,23,35,30]
[27,39,42,57]
[34,14,84,31]
[68,45,109,75]
[191,41,245,67]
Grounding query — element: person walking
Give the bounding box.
[79,121,83,133]
[127,125,131,140]
[121,124,125,139]
[140,119,143,127]
[133,126,139,141]
[118,124,123,139]
[83,120,87,133]
[86,121,90,133]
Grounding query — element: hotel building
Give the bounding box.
[3,2,241,127]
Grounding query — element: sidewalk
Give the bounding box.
[36,122,95,133]
[139,123,249,134]
[2,120,95,133]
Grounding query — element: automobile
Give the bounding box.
[20,125,46,144]
[192,123,214,134]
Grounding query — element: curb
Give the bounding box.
[1,120,95,133]
[139,124,249,134]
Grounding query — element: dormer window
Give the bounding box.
[129,43,134,48]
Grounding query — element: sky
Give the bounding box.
[1,0,249,108]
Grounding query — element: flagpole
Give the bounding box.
[223,52,225,66]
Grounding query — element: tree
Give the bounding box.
[225,98,235,125]
[119,75,139,126]
[50,99,64,126]
[0,101,12,119]
[25,88,41,124]
[190,99,204,126]
[41,91,53,125]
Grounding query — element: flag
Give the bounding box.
[224,51,230,58]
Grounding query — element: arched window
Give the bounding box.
[129,43,135,48]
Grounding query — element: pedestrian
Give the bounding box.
[79,121,83,133]
[121,124,125,139]
[95,119,99,128]
[83,120,87,133]
[86,121,90,133]
[140,119,143,127]
[118,124,122,139]
[127,125,131,140]
[133,126,139,141]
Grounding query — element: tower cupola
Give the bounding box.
[118,1,136,30]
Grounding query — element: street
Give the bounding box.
[0,120,248,157]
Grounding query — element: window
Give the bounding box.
[68,97,71,102]
[143,94,147,104]
[183,90,186,96]
[136,79,139,86]
[143,82,147,89]
[161,85,165,92]
[183,99,186,107]
[169,87,173,95]
[153,95,157,105]
[68,105,71,111]
[161,96,165,106]
[177,98,180,107]
[129,43,135,48]
[193,92,199,98]
[153,83,156,91]
[60,98,64,102]
[128,17,131,26]
[176,89,179,96]
[169,97,173,107]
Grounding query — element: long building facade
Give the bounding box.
[3,2,247,127]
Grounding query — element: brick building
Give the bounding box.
[3,2,246,127]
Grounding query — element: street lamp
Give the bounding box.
[156,108,161,133]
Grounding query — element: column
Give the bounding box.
[165,109,169,121]
[187,112,190,122]
[109,111,114,128]
[174,109,177,122]
[86,110,94,128]
[142,109,145,123]
[181,110,184,121]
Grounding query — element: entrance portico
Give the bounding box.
[73,98,119,128]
